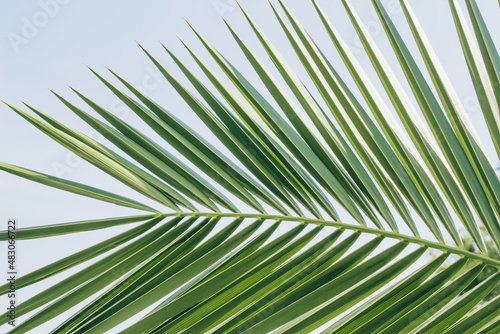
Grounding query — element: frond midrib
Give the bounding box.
[160,211,500,268]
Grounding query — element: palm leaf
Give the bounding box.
[2,0,500,332]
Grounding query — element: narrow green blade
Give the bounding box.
[4,216,187,332]
[118,222,306,334]
[274,0,449,237]
[0,161,157,213]
[349,257,468,333]
[454,0,500,159]
[380,263,485,333]
[280,247,426,333]
[411,272,500,333]
[444,294,500,333]
[313,0,472,248]
[4,102,180,211]
[71,218,272,333]
[181,229,345,333]
[343,0,491,249]
[324,252,448,333]
[0,216,165,297]
[398,0,500,251]
[107,69,281,215]
[234,240,408,333]
[88,69,238,213]
[0,214,156,240]
[152,225,324,333]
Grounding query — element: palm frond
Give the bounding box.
[2,0,500,332]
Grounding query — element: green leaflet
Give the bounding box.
[380,263,485,333]
[280,246,426,333]
[0,214,156,240]
[53,216,224,333]
[324,252,449,333]
[234,239,407,333]
[457,0,500,160]
[396,0,500,252]
[444,294,500,333]
[0,161,157,213]
[182,30,337,220]
[411,271,500,333]
[211,230,360,333]
[343,0,491,249]
[312,0,473,248]
[119,222,305,334]
[349,257,468,333]
[139,47,298,216]
[5,102,180,211]
[181,228,345,333]
[48,94,198,211]
[0,215,170,330]
[166,43,323,218]
[88,69,238,213]
[106,69,282,215]
[152,225,324,333]
[233,6,373,225]
[275,0,450,237]
[477,315,500,334]
[7,216,187,333]
[0,216,165,297]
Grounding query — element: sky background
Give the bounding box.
[1,0,499,333]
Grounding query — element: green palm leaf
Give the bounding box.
[2,0,500,332]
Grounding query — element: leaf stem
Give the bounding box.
[161,212,500,268]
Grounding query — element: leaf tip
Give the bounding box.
[177,36,188,48]
[136,42,148,55]
[68,86,80,96]
[182,17,193,28]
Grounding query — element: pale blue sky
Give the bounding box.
[1,0,499,332]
